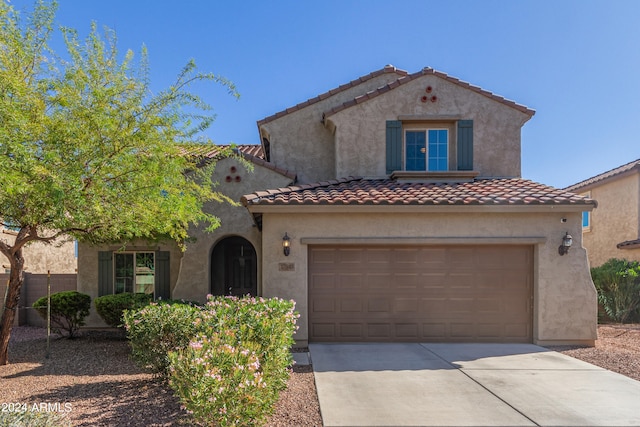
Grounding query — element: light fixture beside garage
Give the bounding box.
[282,233,291,256]
[558,232,573,256]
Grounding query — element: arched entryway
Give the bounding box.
[210,236,257,297]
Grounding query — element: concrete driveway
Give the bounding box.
[309,343,640,426]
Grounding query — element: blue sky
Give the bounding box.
[13,0,640,189]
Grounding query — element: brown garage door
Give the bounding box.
[308,245,532,343]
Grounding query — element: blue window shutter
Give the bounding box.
[457,120,473,171]
[386,120,402,174]
[98,251,113,297]
[155,251,170,300]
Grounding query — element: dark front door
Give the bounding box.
[211,236,257,297]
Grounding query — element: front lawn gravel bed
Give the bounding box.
[1,324,638,426]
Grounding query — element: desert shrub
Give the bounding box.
[168,295,299,426]
[32,291,91,338]
[0,409,71,427]
[123,301,201,377]
[94,293,153,328]
[168,333,271,426]
[591,258,640,323]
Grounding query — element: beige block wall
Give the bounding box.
[260,72,406,184]
[0,230,76,274]
[258,209,596,346]
[583,173,640,267]
[327,75,532,179]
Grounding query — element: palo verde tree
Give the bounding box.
[0,1,238,364]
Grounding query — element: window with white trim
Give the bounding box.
[405,129,449,171]
[114,252,155,295]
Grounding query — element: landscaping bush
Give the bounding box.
[168,295,299,426]
[32,291,91,338]
[94,293,153,328]
[591,258,640,323]
[123,301,202,377]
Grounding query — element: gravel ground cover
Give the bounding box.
[1,324,638,426]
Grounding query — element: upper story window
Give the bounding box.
[386,119,473,175]
[405,129,448,171]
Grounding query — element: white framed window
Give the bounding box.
[114,252,155,295]
[404,128,449,171]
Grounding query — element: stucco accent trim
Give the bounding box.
[300,236,547,245]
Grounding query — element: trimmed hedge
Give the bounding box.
[94,293,153,328]
[32,291,91,338]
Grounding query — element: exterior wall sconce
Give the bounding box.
[558,232,573,256]
[282,233,291,256]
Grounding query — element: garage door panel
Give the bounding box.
[367,297,391,312]
[368,324,391,338]
[338,273,364,289]
[368,273,392,288]
[396,323,419,338]
[339,323,363,338]
[309,245,532,343]
[395,298,418,312]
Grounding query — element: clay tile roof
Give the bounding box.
[256,65,409,126]
[323,67,535,119]
[179,144,296,180]
[241,177,596,208]
[565,159,640,192]
[178,144,265,160]
[617,238,640,249]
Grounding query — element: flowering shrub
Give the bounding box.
[123,301,201,377]
[168,295,299,426]
[169,332,271,425]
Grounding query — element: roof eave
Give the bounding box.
[243,203,594,214]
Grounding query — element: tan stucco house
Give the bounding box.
[78,65,598,346]
[565,159,640,267]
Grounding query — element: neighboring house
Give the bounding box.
[79,65,597,346]
[0,225,77,275]
[565,159,640,267]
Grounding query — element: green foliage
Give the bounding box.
[32,291,91,338]
[94,293,153,328]
[0,0,237,364]
[169,333,271,426]
[123,301,202,377]
[591,258,640,323]
[168,295,299,426]
[0,408,71,427]
[0,0,239,247]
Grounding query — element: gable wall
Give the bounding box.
[260,73,405,183]
[327,75,531,178]
[582,173,640,267]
